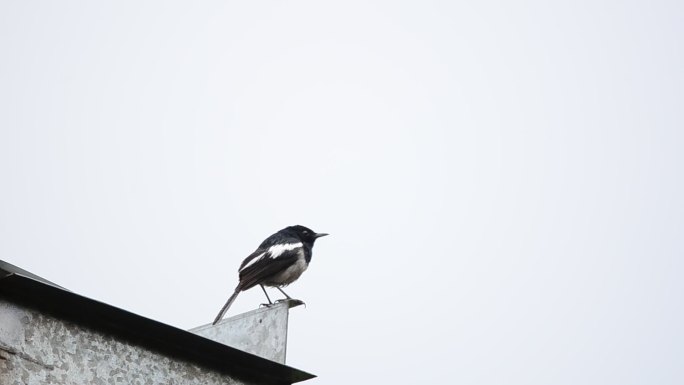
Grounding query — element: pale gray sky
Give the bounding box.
[1,1,683,384]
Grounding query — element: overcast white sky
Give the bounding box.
[1,1,683,384]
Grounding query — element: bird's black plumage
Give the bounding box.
[213,225,328,324]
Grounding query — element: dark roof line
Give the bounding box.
[0,260,66,290]
[0,260,315,384]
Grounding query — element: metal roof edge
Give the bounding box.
[0,260,316,384]
[0,260,67,290]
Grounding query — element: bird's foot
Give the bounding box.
[259,302,275,308]
[275,298,306,308]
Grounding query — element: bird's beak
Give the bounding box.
[314,233,329,239]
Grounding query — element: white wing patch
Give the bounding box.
[238,242,303,272]
[267,242,303,259]
[239,252,265,272]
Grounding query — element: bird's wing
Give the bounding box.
[237,232,299,271]
[238,243,304,290]
[238,248,267,272]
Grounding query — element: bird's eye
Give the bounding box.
[303,230,309,234]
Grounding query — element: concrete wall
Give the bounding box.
[0,299,251,385]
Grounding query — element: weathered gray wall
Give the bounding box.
[0,299,251,385]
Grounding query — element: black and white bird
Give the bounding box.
[212,225,328,325]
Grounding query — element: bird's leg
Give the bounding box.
[275,286,292,300]
[259,285,274,307]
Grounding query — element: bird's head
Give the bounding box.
[287,225,329,245]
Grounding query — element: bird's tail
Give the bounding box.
[213,287,240,325]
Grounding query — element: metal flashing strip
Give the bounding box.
[0,260,67,290]
[190,300,304,364]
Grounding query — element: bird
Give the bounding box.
[212,225,328,325]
